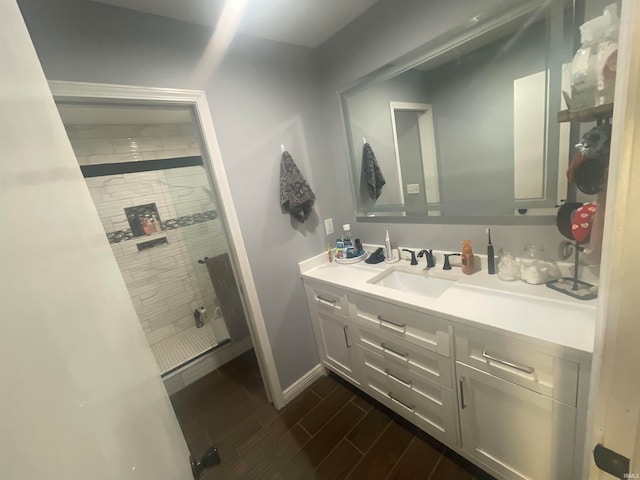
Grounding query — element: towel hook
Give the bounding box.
[280,144,286,153]
[363,137,367,145]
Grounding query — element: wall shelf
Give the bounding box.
[557,103,614,123]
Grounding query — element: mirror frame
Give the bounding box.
[339,0,574,225]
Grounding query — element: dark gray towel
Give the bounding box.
[279,151,316,223]
[361,142,385,200]
[204,254,250,341]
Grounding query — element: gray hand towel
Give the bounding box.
[280,150,316,223]
[361,142,385,200]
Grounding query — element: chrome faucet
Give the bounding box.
[417,249,436,268]
[402,248,418,265]
[443,253,461,270]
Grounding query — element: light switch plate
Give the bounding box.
[406,184,420,194]
[324,218,334,236]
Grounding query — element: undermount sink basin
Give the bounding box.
[368,268,456,298]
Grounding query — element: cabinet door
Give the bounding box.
[316,309,359,384]
[457,363,576,480]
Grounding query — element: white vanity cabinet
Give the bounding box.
[455,326,581,480]
[347,292,458,446]
[303,280,360,385]
[301,275,590,480]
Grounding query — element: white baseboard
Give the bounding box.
[282,364,327,406]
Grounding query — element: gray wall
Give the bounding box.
[18,0,331,390]
[317,0,572,259]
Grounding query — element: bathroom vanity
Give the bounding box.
[300,250,596,480]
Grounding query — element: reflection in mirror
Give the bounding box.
[341,0,577,222]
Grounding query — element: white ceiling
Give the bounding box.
[88,0,381,48]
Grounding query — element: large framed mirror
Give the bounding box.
[341,0,580,224]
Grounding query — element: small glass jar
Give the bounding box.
[497,252,520,281]
[518,244,561,284]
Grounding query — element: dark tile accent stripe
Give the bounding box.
[80,155,204,178]
[106,209,217,244]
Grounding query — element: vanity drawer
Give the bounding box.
[358,347,456,445]
[304,281,348,317]
[356,325,452,388]
[348,293,450,357]
[455,326,579,406]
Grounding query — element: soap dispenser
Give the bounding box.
[461,240,475,275]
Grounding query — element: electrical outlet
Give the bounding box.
[324,218,334,236]
[406,183,420,194]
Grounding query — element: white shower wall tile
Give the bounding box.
[70,124,136,139]
[162,135,200,151]
[73,122,235,351]
[66,122,201,164]
[142,149,199,161]
[147,323,177,345]
[71,138,115,156]
[135,124,184,137]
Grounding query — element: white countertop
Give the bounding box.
[299,247,598,355]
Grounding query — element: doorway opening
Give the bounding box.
[50,82,283,408]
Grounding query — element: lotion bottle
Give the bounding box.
[461,240,475,275]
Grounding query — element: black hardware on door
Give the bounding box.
[593,443,630,479]
[191,446,221,479]
[197,257,209,264]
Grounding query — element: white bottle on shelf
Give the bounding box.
[596,3,619,106]
[571,18,600,110]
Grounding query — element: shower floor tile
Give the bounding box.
[152,319,230,375]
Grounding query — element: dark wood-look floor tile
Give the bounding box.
[277,389,323,428]
[310,374,340,398]
[387,435,442,480]
[236,413,307,459]
[214,415,263,458]
[299,383,354,436]
[429,454,475,480]
[314,439,363,480]
[254,402,279,426]
[286,402,366,478]
[171,349,496,480]
[236,423,311,479]
[187,386,256,438]
[346,405,391,453]
[350,391,374,413]
[346,420,414,480]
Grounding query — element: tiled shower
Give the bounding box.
[60,107,250,390]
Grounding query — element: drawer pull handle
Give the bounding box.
[381,342,409,359]
[389,392,415,411]
[378,315,406,332]
[459,377,467,409]
[482,351,535,374]
[343,325,351,348]
[317,295,337,305]
[385,368,412,386]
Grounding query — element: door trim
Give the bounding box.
[49,80,285,408]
